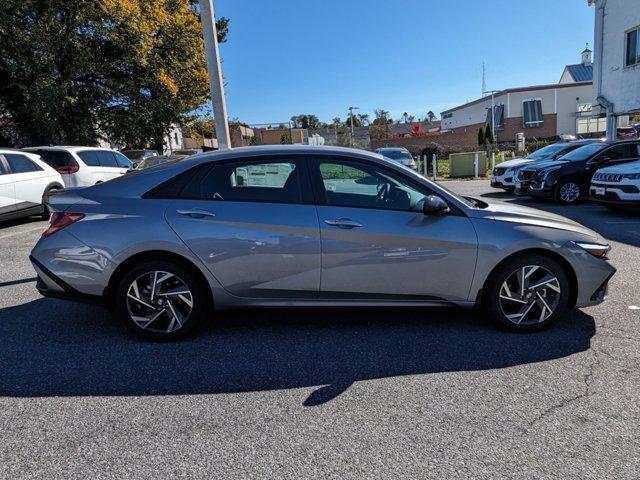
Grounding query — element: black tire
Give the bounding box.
[482,253,570,332]
[41,187,59,220]
[114,259,209,341]
[553,179,582,205]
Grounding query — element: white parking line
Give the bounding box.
[0,225,45,240]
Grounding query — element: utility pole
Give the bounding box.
[199,0,231,150]
[348,106,359,147]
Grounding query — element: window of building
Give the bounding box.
[485,104,504,129]
[576,117,607,134]
[626,26,639,67]
[523,99,543,127]
[5,154,42,173]
[577,103,592,113]
[442,113,453,119]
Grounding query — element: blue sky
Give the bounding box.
[214,0,594,125]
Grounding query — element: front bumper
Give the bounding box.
[514,179,552,198]
[589,182,640,208]
[562,241,617,308]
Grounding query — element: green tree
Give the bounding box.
[357,113,370,126]
[427,111,436,123]
[290,114,320,130]
[484,123,494,144]
[0,0,229,150]
[372,109,392,125]
[344,116,362,128]
[477,127,485,146]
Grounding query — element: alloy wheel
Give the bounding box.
[498,265,561,325]
[559,182,580,203]
[126,270,193,334]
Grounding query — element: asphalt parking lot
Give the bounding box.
[1,179,640,479]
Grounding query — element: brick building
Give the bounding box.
[439,50,597,149]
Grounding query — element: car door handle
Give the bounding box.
[324,218,363,228]
[177,208,215,218]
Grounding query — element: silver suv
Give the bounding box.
[30,145,615,340]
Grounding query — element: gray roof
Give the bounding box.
[565,63,593,82]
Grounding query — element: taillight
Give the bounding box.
[42,212,85,238]
[55,165,79,174]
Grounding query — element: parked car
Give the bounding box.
[30,145,615,340]
[0,149,64,222]
[514,140,640,205]
[172,149,202,156]
[491,140,597,192]
[589,156,640,210]
[121,149,159,165]
[22,146,133,187]
[374,147,417,170]
[617,126,637,140]
[134,155,183,170]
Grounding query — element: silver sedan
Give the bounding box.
[30,145,615,340]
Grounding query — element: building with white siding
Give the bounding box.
[589,0,640,139]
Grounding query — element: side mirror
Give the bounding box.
[423,195,450,215]
[132,162,139,169]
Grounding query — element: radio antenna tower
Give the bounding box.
[482,62,486,98]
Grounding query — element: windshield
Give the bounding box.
[559,143,608,161]
[525,143,568,160]
[380,150,412,160]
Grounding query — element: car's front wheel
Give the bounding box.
[554,179,582,205]
[483,254,570,332]
[115,260,208,341]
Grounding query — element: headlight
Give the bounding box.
[622,173,640,180]
[538,167,560,179]
[573,242,611,258]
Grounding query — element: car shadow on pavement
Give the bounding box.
[0,298,595,406]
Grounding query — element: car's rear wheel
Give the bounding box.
[554,179,582,205]
[482,254,570,332]
[115,260,208,341]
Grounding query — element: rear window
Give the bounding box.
[36,150,77,168]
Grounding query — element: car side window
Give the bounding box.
[600,145,632,161]
[179,159,303,204]
[77,151,101,167]
[316,159,429,212]
[97,151,119,167]
[114,152,133,168]
[5,154,42,173]
[0,157,7,175]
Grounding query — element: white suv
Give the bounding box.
[590,159,640,211]
[22,146,133,187]
[0,149,64,222]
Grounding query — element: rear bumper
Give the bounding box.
[30,255,105,306]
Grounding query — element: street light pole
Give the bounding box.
[348,106,359,147]
[483,89,500,144]
[199,0,231,150]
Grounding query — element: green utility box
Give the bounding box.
[448,151,487,177]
